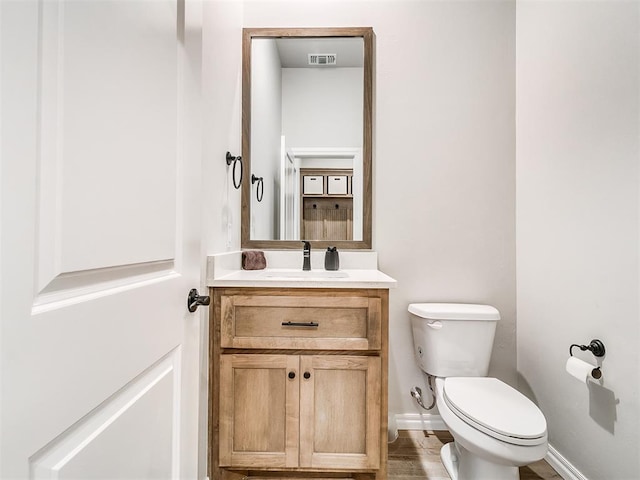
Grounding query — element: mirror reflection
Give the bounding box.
[244,30,371,248]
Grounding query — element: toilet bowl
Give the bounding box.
[435,377,547,480]
[408,303,548,480]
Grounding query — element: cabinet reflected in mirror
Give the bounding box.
[241,28,373,250]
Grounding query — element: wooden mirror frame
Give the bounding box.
[241,27,373,250]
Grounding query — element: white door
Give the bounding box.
[1,1,203,478]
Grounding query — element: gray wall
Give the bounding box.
[515,1,640,478]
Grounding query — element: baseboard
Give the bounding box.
[393,417,587,479]
[393,412,448,432]
[545,443,588,480]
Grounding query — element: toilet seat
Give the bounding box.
[443,377,547,446]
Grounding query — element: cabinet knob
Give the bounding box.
[288,371,296,379]
[303,372,311,380]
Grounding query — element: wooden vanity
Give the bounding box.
[209,285,390,480]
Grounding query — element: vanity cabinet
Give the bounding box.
[210,287,389,480]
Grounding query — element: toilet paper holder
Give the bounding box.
[569,339,605,380]
[569,339,606,358]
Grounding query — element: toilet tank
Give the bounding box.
[409,303,500,377]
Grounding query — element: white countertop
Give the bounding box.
[209,268,396,289]
[206,251,396,289]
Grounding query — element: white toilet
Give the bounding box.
[408,303,548,480]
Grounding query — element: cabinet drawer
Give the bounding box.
[220,294,381,350]
[303,175,324,195]
[327,175,348,195]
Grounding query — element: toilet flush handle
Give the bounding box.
[427,320,443,330]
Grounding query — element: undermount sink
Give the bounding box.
[260,269,349,280]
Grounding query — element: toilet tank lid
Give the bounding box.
[408,303,500,321]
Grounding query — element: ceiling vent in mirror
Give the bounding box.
[308,54,337,66]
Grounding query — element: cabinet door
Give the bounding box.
[299,356,381,470]
[219,355,299,468]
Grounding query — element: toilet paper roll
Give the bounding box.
[566,356,601,383]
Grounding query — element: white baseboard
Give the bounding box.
[545,444,588,480]
[392,412,448,432]
[393,418,588,480]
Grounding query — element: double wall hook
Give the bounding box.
[251,174,264,202]
[226,152,243,189]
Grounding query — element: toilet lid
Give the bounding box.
[443,377,547,446]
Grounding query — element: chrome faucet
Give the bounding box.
[302,241,311,271]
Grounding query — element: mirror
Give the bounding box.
[241,27,373,249]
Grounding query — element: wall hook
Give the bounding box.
[251,174,264,202]
[226,152,243,189]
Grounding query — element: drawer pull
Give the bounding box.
[303,372,311,380]
[288,371,296,379]
[281,321,319,328]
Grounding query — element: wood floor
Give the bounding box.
[388,430,562,480]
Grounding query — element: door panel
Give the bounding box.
[1,1,202,478]
[35,0,178,303]
[31,351,179,478]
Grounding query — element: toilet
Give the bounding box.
[408,303,548,480]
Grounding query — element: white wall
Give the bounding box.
[516,2,640,478]
[251,39,282,239]
[202,1,243,254]
[243,0,517,418]
[372,1,517,417]
[201,1,244,476]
